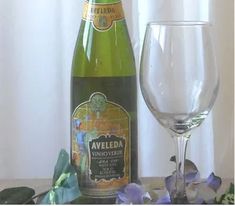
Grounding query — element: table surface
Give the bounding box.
[0,177,233,196]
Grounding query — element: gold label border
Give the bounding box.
[72,92,131,197]
[82,1,125,31]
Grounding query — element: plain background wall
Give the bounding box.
[212,0,234,178]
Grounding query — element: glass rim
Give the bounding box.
[147,21,213,27]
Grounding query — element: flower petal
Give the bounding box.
[194,197,205,204]
[124,183,145,204]
[170,156,199,181]
[165,175,175,194]
[206,172,222,192]
[184,159,198,174]
[186,183,199,201]
[143,192,153,204]
[185,171,200,184]
[116,191,130,204]
[156,193,171,204]
[170,156,198,174]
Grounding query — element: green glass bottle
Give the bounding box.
[71,0,138,203]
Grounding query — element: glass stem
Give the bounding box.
[172,134,190,203]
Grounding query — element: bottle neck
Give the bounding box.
[83,0,125,31]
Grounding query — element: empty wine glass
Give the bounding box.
[140,21,219,203]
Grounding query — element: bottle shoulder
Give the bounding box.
[72,20,136,77]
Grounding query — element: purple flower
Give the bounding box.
[116,159,223,204]
[116,183,150,204]
[165,174,176,194]
[165,157,200,195]
[185,171,200,184]
[164,157,222,204]
[194,197,205,204]
[156,193,171,204]
[206,172,222,192]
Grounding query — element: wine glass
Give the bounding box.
[140,21,219,203]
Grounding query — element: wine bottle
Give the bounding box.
[71,0,138,202]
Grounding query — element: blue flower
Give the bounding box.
[116,183,150,204]
[164,157,222,204]
[115,158,223,204]
[206,172,222,192]
[165,157,200,196]
[185,171,200,184]
[156,193,171,204]
[165,175,175,195]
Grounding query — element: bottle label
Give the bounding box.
[72,92,130,197]
[82,1,124,31]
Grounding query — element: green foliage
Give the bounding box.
[0,187,35,204]
[38,149,81,204]
[216,183,234,204]
[0,149,80,205]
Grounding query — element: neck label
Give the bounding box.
[83,1,124,31]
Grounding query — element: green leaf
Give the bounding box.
[0,187,35,204]
[229,183,234,194]
[52,149,71,184]
[39,149,81,204]
[216,183,234,204]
